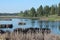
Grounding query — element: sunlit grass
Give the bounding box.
[48,15,60,21]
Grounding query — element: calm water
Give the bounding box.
[0,18,60,34]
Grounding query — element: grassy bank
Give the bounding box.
[0,14,60,21]
[38,15,60,21]
[17,14,60,21]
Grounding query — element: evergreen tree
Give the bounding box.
[44,6,50,16]
[37,5,43,16]
[58,3,60,16]
[24,10,28,17]
[50,5,55,15]
[30,7,36,17]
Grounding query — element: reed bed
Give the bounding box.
[0,31,60,40]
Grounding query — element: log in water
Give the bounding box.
[0,24,13,28]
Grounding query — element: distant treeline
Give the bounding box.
[0,13,18,16]
[18,3,60,17]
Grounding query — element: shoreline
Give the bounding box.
[0,16,60,21]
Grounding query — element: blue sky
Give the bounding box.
[0,0,60,13]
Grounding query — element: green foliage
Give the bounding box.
[44,6,50,17]
[37,5,43,16]
[50,5,55,15]
[18,3,60,17]
[29,7,36,17]
[24,10,28,17]
[58,3,60,16]
[18,11,24,17]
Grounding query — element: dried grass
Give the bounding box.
[0,31,60,40]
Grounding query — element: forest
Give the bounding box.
[18,3,60,17]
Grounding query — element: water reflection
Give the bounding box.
[58,21,60,30]
[38,20,43,28]
[0,18,60,34]
[31,19,35,28]
[45,21,49,28]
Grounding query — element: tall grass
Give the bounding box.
[0,30,60,40]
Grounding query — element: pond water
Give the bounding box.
[0,18,60,34]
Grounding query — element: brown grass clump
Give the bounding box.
[0,28,60,40]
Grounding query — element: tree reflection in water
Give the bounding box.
[38,20,43,28]
[31,19,35,28]
[45,21,49,28]
[59,21,60,31]
[50,21,55,29]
